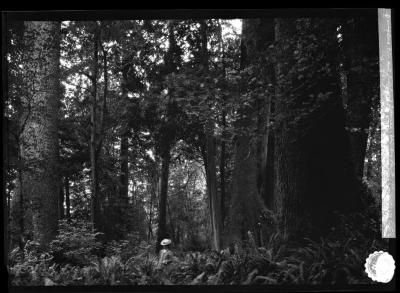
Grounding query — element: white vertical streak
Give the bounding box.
[378,9,396,238]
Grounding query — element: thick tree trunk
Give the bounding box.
[199,20,223,251]
[273,117,304,239]
[226,19,275,246]
[156,147,171,252]
[21,21,61,247]
[228,131,261,243]
[273,18,362,239]
[273,19,301,239]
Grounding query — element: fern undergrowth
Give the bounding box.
[8,208,388,286]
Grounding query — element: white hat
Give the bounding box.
[161,239,172,246]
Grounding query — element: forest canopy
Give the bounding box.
[4,12,388,286]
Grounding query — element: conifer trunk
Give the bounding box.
[21,21,61,247]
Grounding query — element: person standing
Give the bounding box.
[156,239,175,284]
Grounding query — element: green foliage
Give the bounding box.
[9,208,387,286]
[8,241,54,286]
[166,157,209,251]
[49,219,104,266]
[105,235,154,262]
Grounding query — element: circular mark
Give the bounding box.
[365,251,395,283]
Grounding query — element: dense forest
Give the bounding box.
[5,12,388,286]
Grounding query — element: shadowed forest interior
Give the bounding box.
[5,11,388,286]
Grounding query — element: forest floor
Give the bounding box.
[8,208,388,286]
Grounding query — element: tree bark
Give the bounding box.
[228,131,261,243]
[219,23,227,227]
[154,20,180,252]
[199,20,222,251]
[119,70,130,206]
[147,178,155,242]
[258,92,273,204]
[156,147,171,252]
[226,18,275,245]
[90,25,101,231]
[273,18,362,239]
[21,21,61,247]
[219,112,226,225]
[205,124,222,251]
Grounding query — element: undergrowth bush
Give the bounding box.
[105,233,154,262]
[49,219,104,266]
[8,209,388,286]
[8,241,53,286]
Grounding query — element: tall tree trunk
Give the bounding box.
[273,18,362,239]
[154,20,179,252]
[226,19,275,245]
[273,18,315,238]
[228,131,261,243]
[90,25,101,231]
[273,110,304,240]
[148,159,158,242]
[220,112,226,225]
[341,16,380,179]
[258,92,273,203]
[201,146,212,238]
[273,19,301,239]
[21,21,61,247]
[199,20,222,251]
[119,71,130,206]
[219,22,227,227]
[147,178,155,242]
[156,147,171,252]
[98,47,108,151]
[205,123,222,251]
